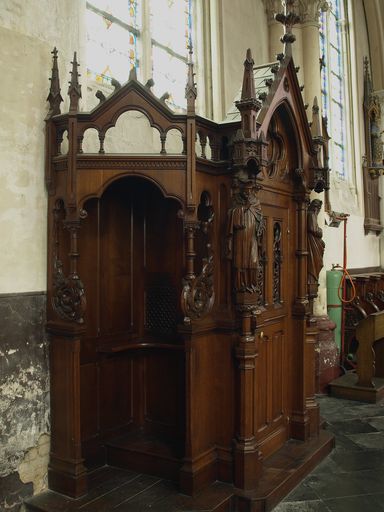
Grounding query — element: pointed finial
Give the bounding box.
[185,44,197,114]
[68,51,81,112]
[145,78,155,90]
[111,77,121,92]
[311,97,321,138]
[364,56,370,77]
[47,47,63,117]
[235,49,261,139]
[275,0,300,58]
[129,66,137,81]
[160,92,170,103]
[96,90,106,104]
[363,56,373,103]
[240,48,257,101]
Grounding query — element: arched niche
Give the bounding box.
[205,137,212,160]
[82,127,100,153]
[195,134,202,158]
[76,177,186,469]
[165,128,183,154]
[78,176,184,339]
[60,130,69,155]
[104,110,162,153]
[265,104,300,182]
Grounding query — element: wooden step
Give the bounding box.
[25,430,334,512]
[106,431,183,481]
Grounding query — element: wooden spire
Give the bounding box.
[241,48,256,101]
[363,56,373,106]
[68,51,81,113]
[185,45,197,114]
[235,49,260,139]
[275,0,300,58]
[47,47,63,117]
[129,65,137,81]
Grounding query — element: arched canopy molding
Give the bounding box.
[76,79,187,138]
[255,59,319,191]
[79,173,185,214]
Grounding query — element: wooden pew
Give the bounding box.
[330,310,384,402]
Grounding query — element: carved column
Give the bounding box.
[48,326,87,498]
[226,176,265,489]
[233,301,262,490]
[48,213,87,497]
[290,196,311,441]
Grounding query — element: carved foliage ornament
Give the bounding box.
[181,193,215,322]
[51,201,86,324]
[52,259,86,324]
[182,253,214,322]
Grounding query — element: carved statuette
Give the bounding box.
[307,199,325,287]
[226,174,265,293]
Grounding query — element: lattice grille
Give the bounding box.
[145,273,178,336]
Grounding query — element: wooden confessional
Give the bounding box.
[42,10,333,512]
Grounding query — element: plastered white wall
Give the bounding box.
[0,0,85,294]
[216,0,269,120]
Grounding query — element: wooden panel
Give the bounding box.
[254,198,293,455]
[256,333,268,433]
[100,182,133,335]
[143,351,184,437]
[78,199,99,340]
[99,356,134,432]
[80,363,98,441]
[271,330,284,423]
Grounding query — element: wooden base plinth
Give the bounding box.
[179,449,218,495]
[329,372,384,403]
[26,431,334,512]
[47,465,87,499]
[234,430,334,512]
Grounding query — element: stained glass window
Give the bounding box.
[86,0,192,110]
[319,0,350,179]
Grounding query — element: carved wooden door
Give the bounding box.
[255,189,296,458]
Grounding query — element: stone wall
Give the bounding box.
[0,293,48,510]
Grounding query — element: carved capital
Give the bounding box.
[263,0,286,23]
[263,0,328,25]
[297,0,329,25]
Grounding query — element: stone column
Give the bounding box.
[263,0,285,61]
[299,1,328,108]
[298,1,329,316]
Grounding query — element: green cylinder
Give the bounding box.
[326,269,342,351]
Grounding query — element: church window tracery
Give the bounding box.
[86,0,192,110]
[319,0,352,179]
